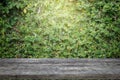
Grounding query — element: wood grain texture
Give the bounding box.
[0,59,120,79]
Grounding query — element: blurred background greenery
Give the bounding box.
[0,0,120,58]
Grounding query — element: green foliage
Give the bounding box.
[0,0,120,58]
[0,0,29,58]
[77,0,120,58]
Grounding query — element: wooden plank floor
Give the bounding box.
[0,59,120,79]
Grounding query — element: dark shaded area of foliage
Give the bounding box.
[77,0,120,58]
[0,0,28,58]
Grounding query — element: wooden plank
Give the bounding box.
[0,59,120,79]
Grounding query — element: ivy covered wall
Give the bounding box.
[0,0,120,58]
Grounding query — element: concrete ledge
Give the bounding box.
[0,59,120,79]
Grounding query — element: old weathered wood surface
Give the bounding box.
[0,59,120,79]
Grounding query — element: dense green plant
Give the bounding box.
[77,0,120,57]
[0,0,29,57]
[0,0,120,58]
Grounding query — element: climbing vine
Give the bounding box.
[0,0,120,58]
